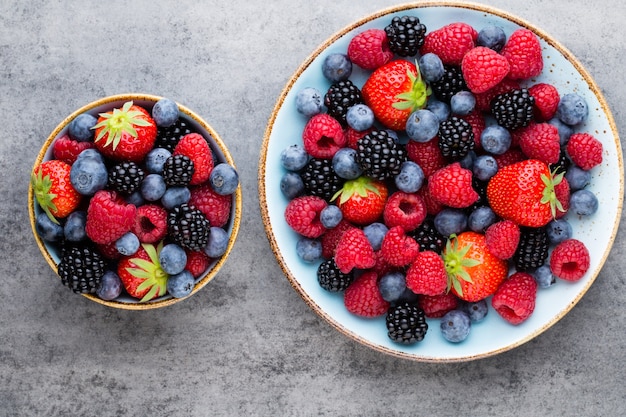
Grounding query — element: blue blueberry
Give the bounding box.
[434,209,468,237]
[546,219,573,244]
[461,299,488,322]
[320,205,343,229]
[548,117,574,146]
[280,144,309,171]
[322,53,353,82]
[557,93,588,126]
[96,271,123,301]
[363,222,388,251]
[141,174,167,201]
[346,104,375,131]
[378,272,407,303]
[458,150,476,170]
[480,125,511,155]
[115,232,140,256]
[70,153,108,195]
[63,211,87,242]
[450,91,476,116]
[532,265,556,289]
[427,99,450,123]
[68,113,97,142]
[159,243,188,275]
[473,155,498,181]
[477,25,506,52]
[386,129,408,145]
[565,165,591,191]
[126,191,145,207]
[419,53,444,82]
[35,212,64,242]
[152,98,179,127]
[468,206,497,233]
[167,270,195,298]
[296,238,323,263]
[332,148,362,180]
[204,227,230,258]
[161,186,191,210]
[441,310,471,343]
[145,148,172,174]
[76,148,104,163]
[280,172,305,200]
[569,189,599,216]
[295,87,324,117]
[210,163,239,195]
[406,109,440,142]
[395,161,425,193]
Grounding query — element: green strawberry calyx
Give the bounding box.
[541,169,565,218]
[392,62,432,112]
[126,241,169,302]
[31,167,59,224]
[92,101,152,150]
[443,234,481,297]
[331,176,381,205]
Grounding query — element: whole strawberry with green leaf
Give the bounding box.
[331,176,388,225]
[31,159,81,224]
[117,242,169,302]
[361,59,431,130]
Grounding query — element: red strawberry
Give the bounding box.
[344,271,389,317]
[383,191,427,231]
[52,134,95,165]
[554,176,571,219]
[321,219,354,259]
[528,83,560,121]
[31,159,81,223]
[428,162,479,208]
[421,22,478,65]
[189,182,232,228]
[185,250,212,278]
[461,46,510,93]
[406,250,447,296]
[443,231,508,302]
[284,195,327,238]
[85,190,136,244]
[347,29,394,70]
[406,138,446,177]
[117,242,168,302]
[566,133,603,170]
[491,272,538,325]
[302,113,346,159]
[500,28,543,80]
[417,292,459,318]
[550,239,590,281]
[518,123,561,165]
[484,220,520,260]
[474,78,520,112]
[132,204,168,243]
[361,59,431,131]
[380,226,419,267]
[334,228,376,273]
[487,159,566,227]
[331,176,388,225]
[174,133,214,185]
[93,101,157,162]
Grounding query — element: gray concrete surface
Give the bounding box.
[2,1,625,416]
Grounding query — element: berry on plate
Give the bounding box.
[117,242,169,302]
[491,272,538,325]
[32,159,81,223]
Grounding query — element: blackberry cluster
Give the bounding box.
[384,15,427,57]
[491,88,535,130]
[553,149,572,176]
[155,118,193,152]
[409,219,445,253]
[386,302,428,344]
[437,116,475,160]
[317,259,354,292]
[430,65,467,103]
[469,178,489,211]
[356,130,407,181]
[58,245,106,294]
[163,154,195,186]
[167,203,210,251]
[324,80,363,125]
[514,227,550,271]
[108,161,144,194]
[300,158,344,202]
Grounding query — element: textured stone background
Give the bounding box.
[1,1,624,416]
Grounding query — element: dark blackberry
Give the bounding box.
[107,161,144,194]
[408,218,445,253]
[514,227,550,271]
[468,177,489,212]
[317,259,354,292]
[430,65,467,103]
[386,302,428,344]
[553,148,572,176]
[384,15,427,57]
[167,203,210,251]
[162,154,194,186]
[437,116,475,160]
[300,158,344,202]
[155,118,193,152]
[57,245,106,294]
[324,80,363,125]
[491,88,535,131]
[356,129,407,181]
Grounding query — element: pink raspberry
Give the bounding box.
[566,133,603,170]
[347,29,394,70]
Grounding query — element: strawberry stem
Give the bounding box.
[92,101,152,150]
[392,62,432,112]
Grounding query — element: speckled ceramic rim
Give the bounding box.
[29,93,242,310]
[258,2,624,361]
